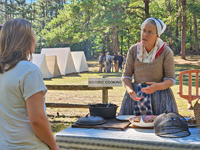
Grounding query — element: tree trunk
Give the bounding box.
[103,38,106,56]
[102,39,105,56]
[121,35,123,54]
[189,17,193,53]
[42,3,45,28]
[192,0,199,55]
[31,0,32,22]
[86,39,89,59]
[55,1,58,18]
[175,0,180,54]
[167,0,172,48]
[79,42,81,51]
[127,28,130,49]
[113,27,119,53]
[40,24,42,50]
[60,41,63,47]
[143,0,150,19]
[107,36,110,53]
[5,0,7,21]
[168,27,172,48]
[50,10,53,19]
[33,2,36,19]
[181,0,186,59]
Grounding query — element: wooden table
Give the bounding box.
[55,126,200,150]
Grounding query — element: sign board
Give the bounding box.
[88,78,122,87]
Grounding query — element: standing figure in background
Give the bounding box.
[118,52,123,71]
[104,53,107,72]
[113,52,119,72]
[0,18,60,150]
[98,52,104,73]
[106,52,113,73]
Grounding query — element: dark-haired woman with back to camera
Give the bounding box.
[0,18,60,150]
[119,18,178,116]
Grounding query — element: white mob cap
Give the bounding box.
[141,18,166,36]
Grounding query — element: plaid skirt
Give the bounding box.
[119,83,178,116]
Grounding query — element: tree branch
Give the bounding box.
[103,32,114,41]
[99,35,114,51]
[126,10,144,20]
[127,6,145,11]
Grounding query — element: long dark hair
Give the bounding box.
[0,18,33,73]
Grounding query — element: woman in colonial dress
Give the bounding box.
[119,18,178,116]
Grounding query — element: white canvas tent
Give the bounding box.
[32,54,53,79]
[71,51,89,73]
[41,48,77,75]
[45,55,61,77]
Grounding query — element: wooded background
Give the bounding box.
[0,0,199,59]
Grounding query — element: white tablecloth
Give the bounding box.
[55,127,200,150]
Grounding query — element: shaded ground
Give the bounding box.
[174,57,200,66]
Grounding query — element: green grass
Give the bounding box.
[44,59,200,134]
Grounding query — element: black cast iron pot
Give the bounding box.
[88,103,118,119]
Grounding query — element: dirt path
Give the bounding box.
[174,55,200,66]
[174,59,200,66]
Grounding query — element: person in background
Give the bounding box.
[106,52,113,73]
[118,52,123,71]
[113,52,119,72]
[119,17,178,116]
[104,53,107,72]
[0,18,60,150]
[122,53,127,70]
[98,52,104,73]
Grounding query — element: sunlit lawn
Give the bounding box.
[44,58,200,134]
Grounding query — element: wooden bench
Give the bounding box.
[45,85,113,108]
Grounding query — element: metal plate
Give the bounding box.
[116,115,135,121]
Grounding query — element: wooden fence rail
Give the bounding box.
[45,85,113,108]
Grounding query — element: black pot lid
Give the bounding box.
[76,113,106,126]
